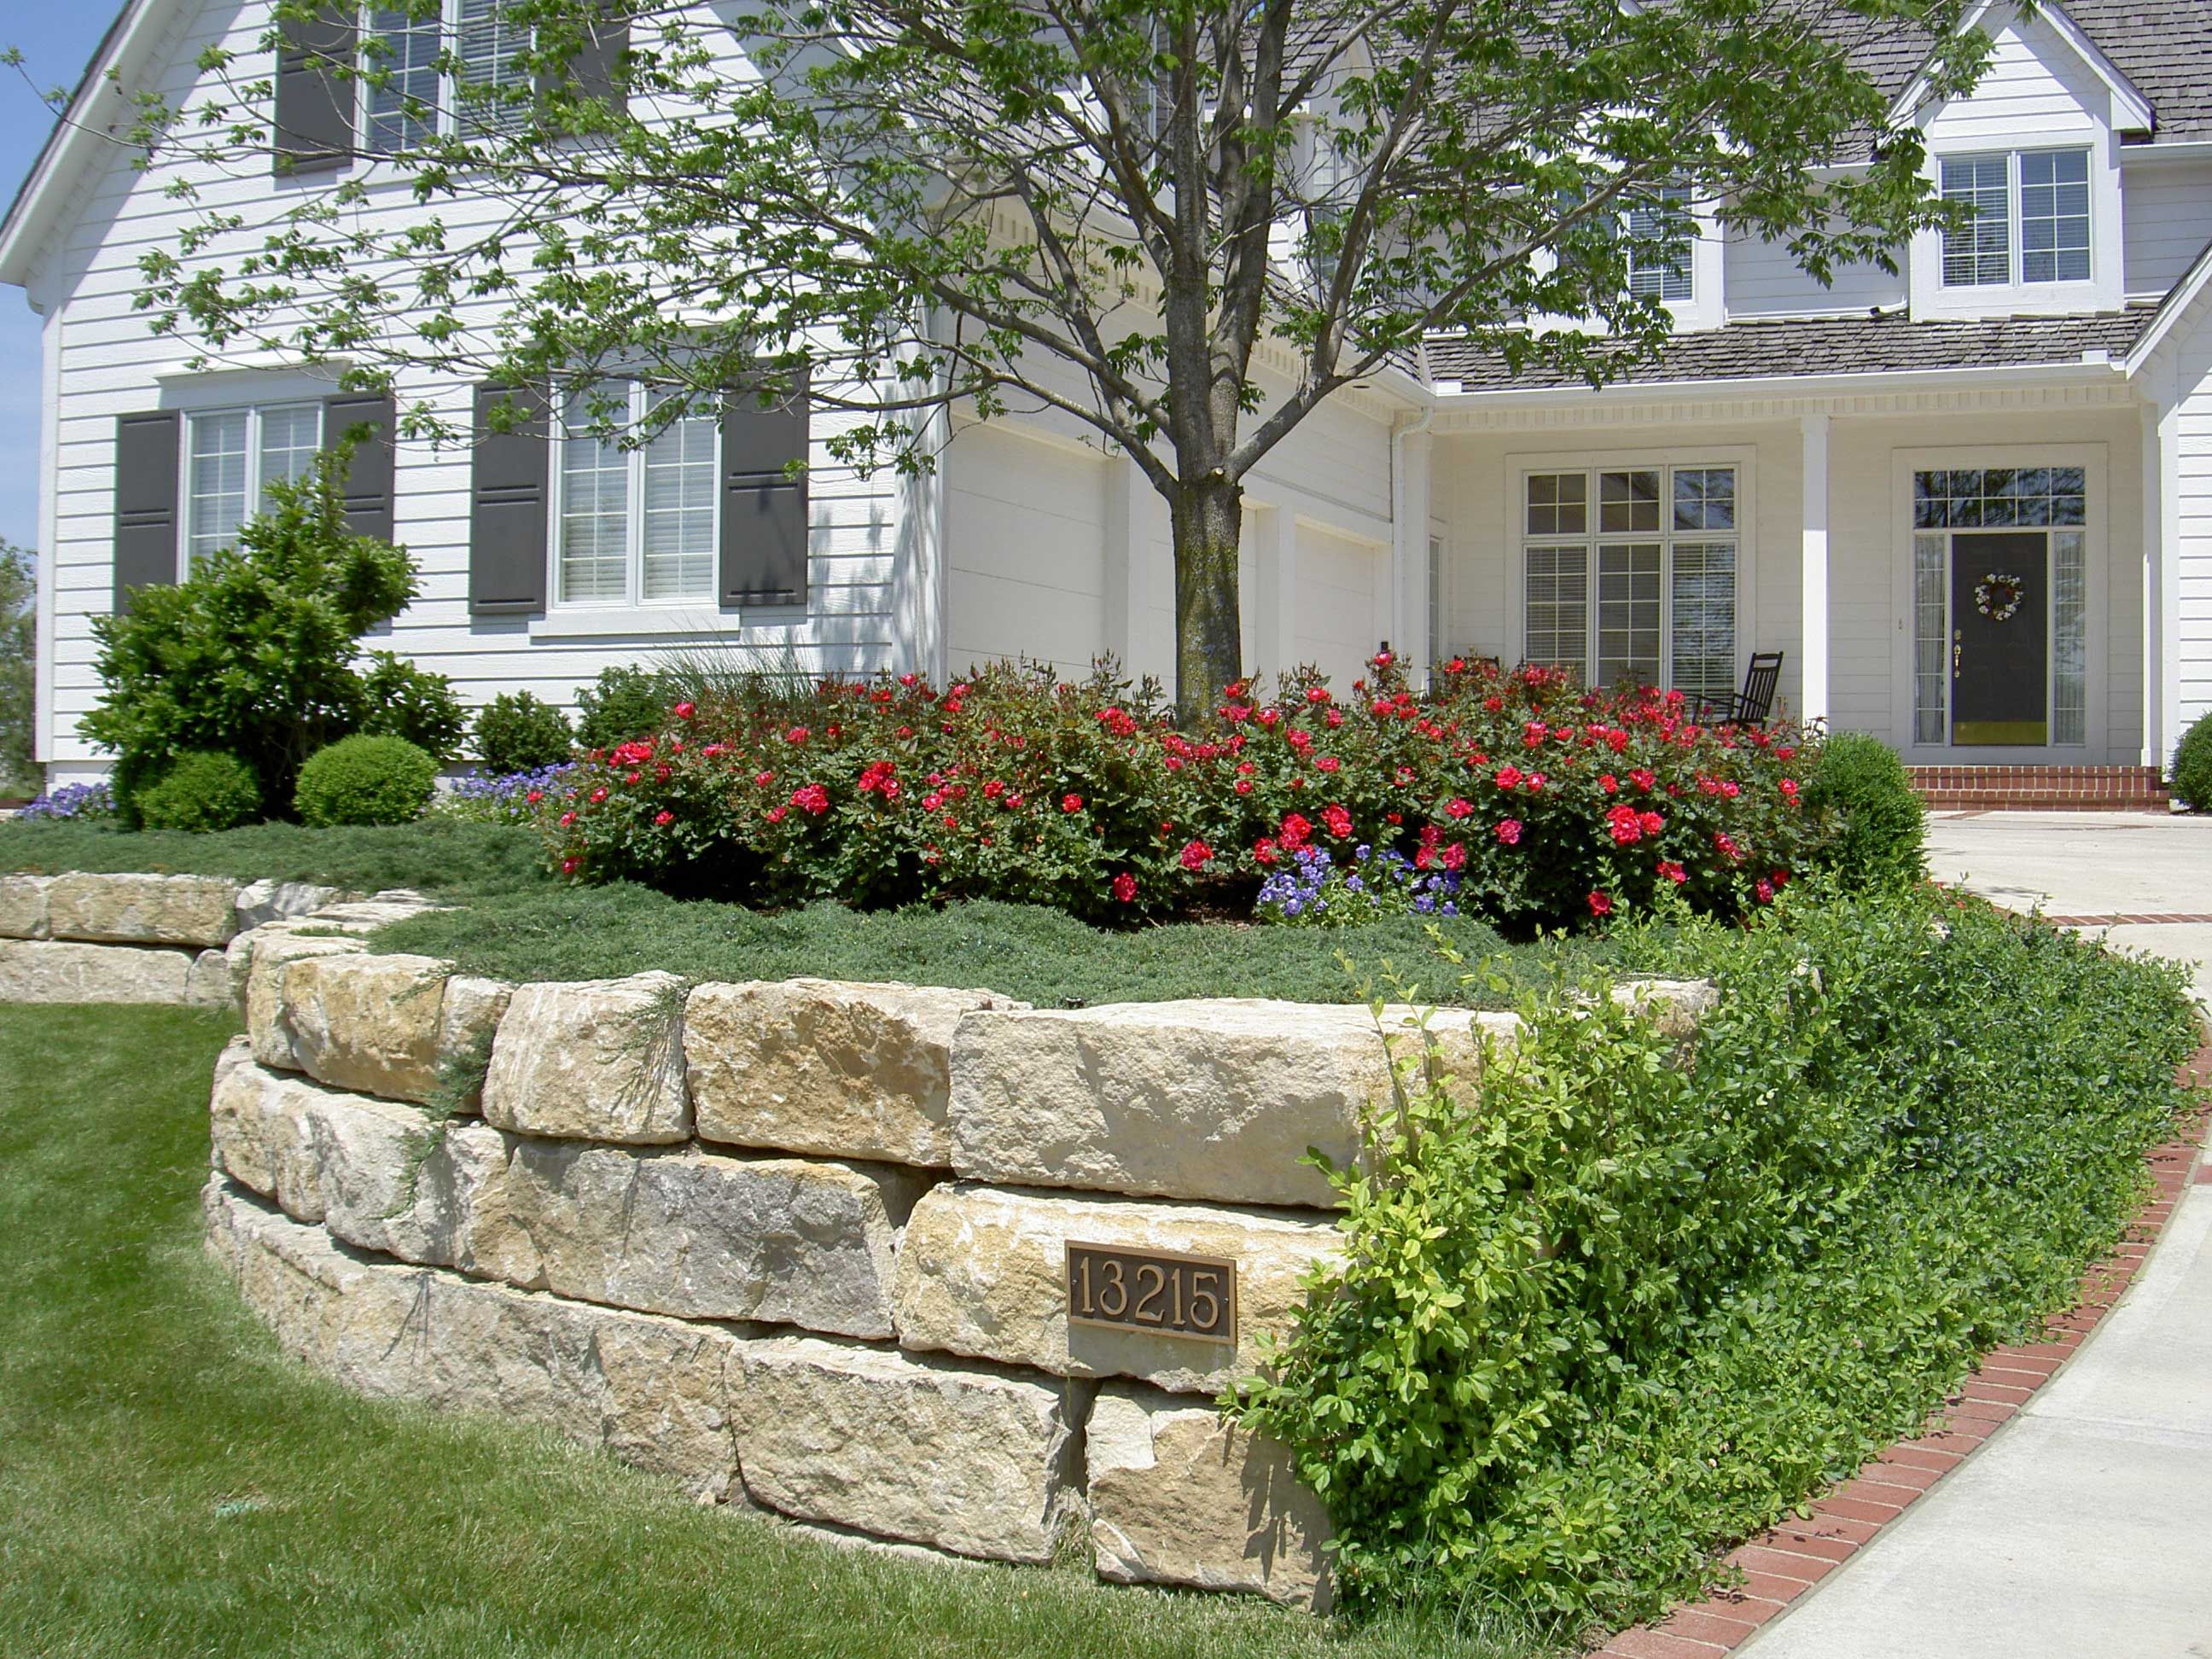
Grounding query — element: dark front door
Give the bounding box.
[1951,532,2047,746]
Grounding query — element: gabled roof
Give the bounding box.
[0,0,149,290]
[1425,307,2154,393]
[2064,0,2212,142]
[1884,0,2153,137]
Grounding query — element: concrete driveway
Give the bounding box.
[1922,810,2212,1006]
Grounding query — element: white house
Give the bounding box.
[3,0,2209,808]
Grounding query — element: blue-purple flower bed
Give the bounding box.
[1254,843,1464,926]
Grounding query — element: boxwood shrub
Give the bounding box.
[294,735,439,828]
[133,751,261,833]
[2173,708,2212,812]
[1238,880,2198,1636]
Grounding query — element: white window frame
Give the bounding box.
[548,382,724,611]
[1912,130,2118,319]
[359,0,533,153]
[1507,445,1756,700]
[178,401,325,573]
[1938,148,2093,290]
[1886,444,2107,763]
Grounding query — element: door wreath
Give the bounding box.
[1973,571,2025,623]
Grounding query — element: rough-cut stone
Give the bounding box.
[204,1179,743,1502]
[46,871,239,947]
[465,1142,925,1339]
[1087,1382,1333,1611]
[686,978,1022,1168]
[208,1045,332,1221]
[950,1000,1522,1208]
[894,1184,1338,1394]
[234,880,351,931]
[0,873,53,940]
[482,973,691,1144]
[731,1335,1085,1562]
[300,1093,508,1269]
[434,975,512,1111]
[1611,976,1721,1039]
[307,889,450,929]
[0,938,193,1003]
[185,948,235,1007]
[279,952,453,1103]
[246,931,372,1068]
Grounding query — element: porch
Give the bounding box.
[1407,376,2178,789]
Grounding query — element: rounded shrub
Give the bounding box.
[130,752,263,832]
[1803,730,1925,889]
[474,691,574,774]
[294,734,439,827]
[574,666,674,751]
[2173,710,2212,812]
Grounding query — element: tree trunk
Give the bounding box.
[1169,476,1245,725]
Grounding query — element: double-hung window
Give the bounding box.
[364,0,531,152]
[1521,464,1739,701]
[1624,186,1693,303]
[556,384,719,606]
[184,403,324,565]
[1940,149,2091,288]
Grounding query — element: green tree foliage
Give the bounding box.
[1238,882,2196,1630]
[142,0,1988,718]
[80,456,450,821]
[0,539,32,796]
[573,667,675,752]
[358,650,468,760]
[294,734,440,827]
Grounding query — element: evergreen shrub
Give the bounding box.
[473,692,574,774]
[294,735,439,827]
[1800,729,1924,888]
[573,667,674,751]
[2173,709,2212,811]
[134,751,262,832]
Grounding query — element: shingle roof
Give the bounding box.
[2064,0,2212,142]
[1424,306,2157,392]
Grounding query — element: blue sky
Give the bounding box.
[1,14,117,554]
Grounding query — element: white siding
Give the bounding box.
[941,421,1108,678]
[1723,233,1906,320]
[22,0,911,765]
[1919,12,2106,148]
[2171,317,2212,741]
[2123,160,2212,301]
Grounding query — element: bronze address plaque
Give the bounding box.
[1064,1242,1237,1342]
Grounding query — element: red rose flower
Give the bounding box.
[1446,797,1473,820]
[672,701,696,719]
[1062,793,1084,813]
[1179,839,1213,870]
[1496,818,1522,845]
[1322,804,1353,839]
[1587,890,1614,917]
[654,810,676,826]
[1111,872,1138,903]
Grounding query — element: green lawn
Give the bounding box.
[0,1003,1544,1659]
[1,819,1597,1006]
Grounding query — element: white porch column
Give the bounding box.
[1252,502,1300,689]
[1799,412,1831,725]
[2153,398,2186,771]
[1391,423,1435,676]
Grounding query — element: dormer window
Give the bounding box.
[1940,149,2091,288]
[365,0,532,153]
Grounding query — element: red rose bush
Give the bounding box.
[537,657,1830,927]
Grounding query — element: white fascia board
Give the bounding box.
[2125,239,2212,377]
[1887,0,2155,138]
[1429,356,2128,410]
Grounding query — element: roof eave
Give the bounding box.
[1428,358,2133,409]
[0,0,157,292]
[1886,0,2157,140]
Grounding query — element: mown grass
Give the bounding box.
[0,1003,1551,1659]
[1,819,1598,1005]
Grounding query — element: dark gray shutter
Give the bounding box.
[469,383,550,615]
[572,6,631,114]
[273,7,357,175]
[323,391,395,541]
[113,411,181,612]
[719,371,809,608]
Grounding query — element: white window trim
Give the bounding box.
[176,400,326,575]
[1912,131,2121,318]
[1505,444,1757,696]
[1936,148,2094,291]
[358,0,531,151]
[547,382,724,612]
[1885,444,2108,763]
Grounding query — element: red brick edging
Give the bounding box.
[1590,1042,2212,1659]
[2040,913,2212,928]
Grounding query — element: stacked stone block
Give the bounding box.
[192,923,1719,1614]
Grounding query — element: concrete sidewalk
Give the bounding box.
[1738,1130,2212,1659]
[1923,811,2212,1006]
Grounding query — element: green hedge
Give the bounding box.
[1240,880,2197,1633]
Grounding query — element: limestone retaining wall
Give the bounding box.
[16,866,1714,1610]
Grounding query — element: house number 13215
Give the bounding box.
[1063,1242,1237,1342]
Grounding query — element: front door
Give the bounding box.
[1950,531,2047,746]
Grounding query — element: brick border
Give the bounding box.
[1591,1040,2212,1659]
[2041,913,2212,928]
[1906,765,2170,813]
